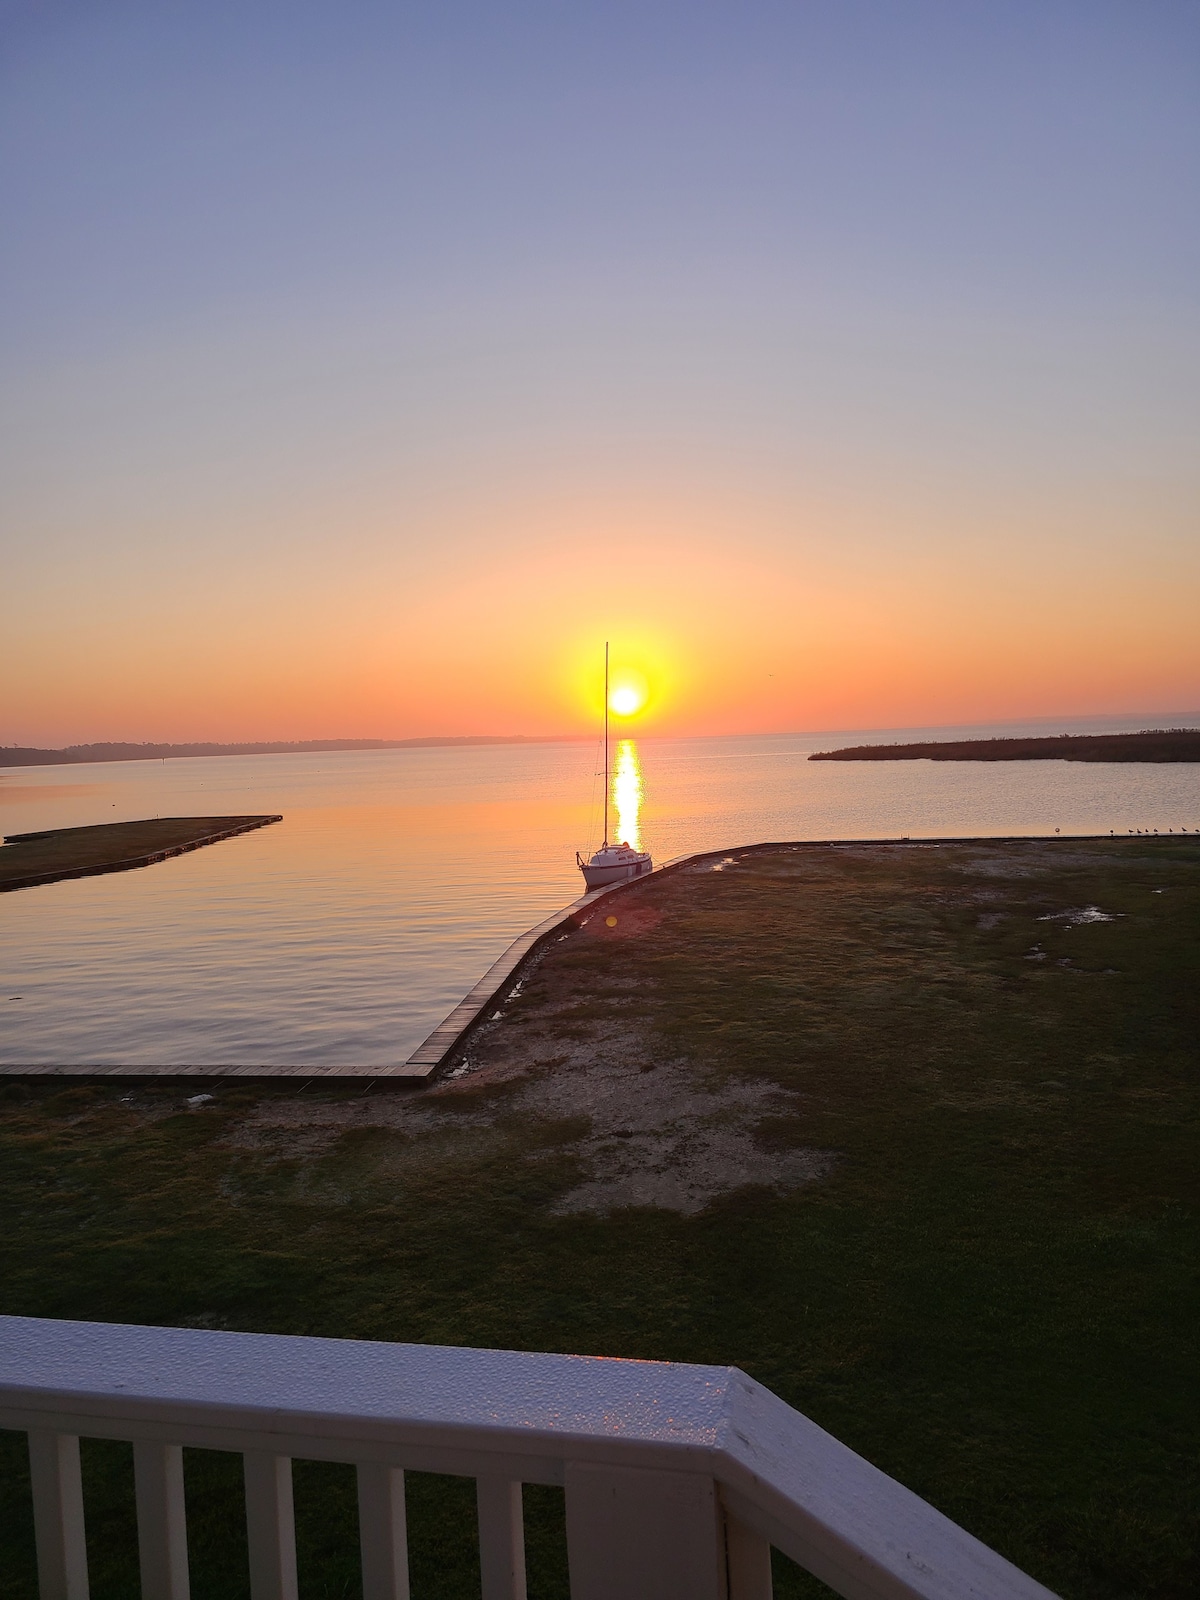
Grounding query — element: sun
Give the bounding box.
[609,683,645,717]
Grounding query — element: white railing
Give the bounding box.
[0,1316,1057,1600]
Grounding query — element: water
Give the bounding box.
[1,725,1197,1066]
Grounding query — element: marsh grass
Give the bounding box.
[1,839,1197,1597]
[0,817,278,889]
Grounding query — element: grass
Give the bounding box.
[0,816,281,890]
[0,837,1197,1598]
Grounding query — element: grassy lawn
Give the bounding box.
[0,838,1196,1598]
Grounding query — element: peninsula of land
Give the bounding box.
[810,728,1200,763]
[0,736,585,769]
[0,815,282,892]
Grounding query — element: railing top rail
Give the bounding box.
[0,1315,1058,1600]
[0,1315,733,1448]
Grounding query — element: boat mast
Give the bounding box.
[603,640,609,848]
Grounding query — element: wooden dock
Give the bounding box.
[0,851,710,1084]
[392,869,682,1079]
[2,837,1110,1084]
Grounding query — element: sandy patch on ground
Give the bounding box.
[223,989,834,1216]
[523,1045,834,1216]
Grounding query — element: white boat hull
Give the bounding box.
[579,853,653,891]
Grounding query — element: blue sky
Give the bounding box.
[2,1,1198,740]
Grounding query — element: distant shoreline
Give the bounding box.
[0,735,589,770]
[7,725,1200,772]
[810,729,1200,763]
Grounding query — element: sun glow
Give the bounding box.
[609,684,644,717]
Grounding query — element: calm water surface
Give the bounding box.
[2,726,1197,1065]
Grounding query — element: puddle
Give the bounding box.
[1038,906,1118,925]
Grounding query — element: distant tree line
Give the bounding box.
[810,729,1200,763]
[0,736,584,769]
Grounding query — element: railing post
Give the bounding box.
[357,1463,410,1600]
[27,1430,90,1600]
[565,1462,725,1600]
[133,1442,190,1600]
[243,1452,298,1600]
[476,1476,526,1600]
[724,1510,772,1600]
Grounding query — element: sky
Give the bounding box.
[2,0,1198,744]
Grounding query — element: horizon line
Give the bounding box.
[4,708,1200,769]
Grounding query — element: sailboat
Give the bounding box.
[576,642,654,890]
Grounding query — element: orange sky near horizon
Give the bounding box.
[5,477,1198,747]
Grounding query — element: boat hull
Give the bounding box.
[580,856,653,891]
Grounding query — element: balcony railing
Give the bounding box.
[0,1315,1056,1600]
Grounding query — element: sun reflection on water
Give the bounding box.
[612,739,643,851]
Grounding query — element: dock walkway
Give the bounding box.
[0,849,712,1082]
[2,837,1114,1083]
